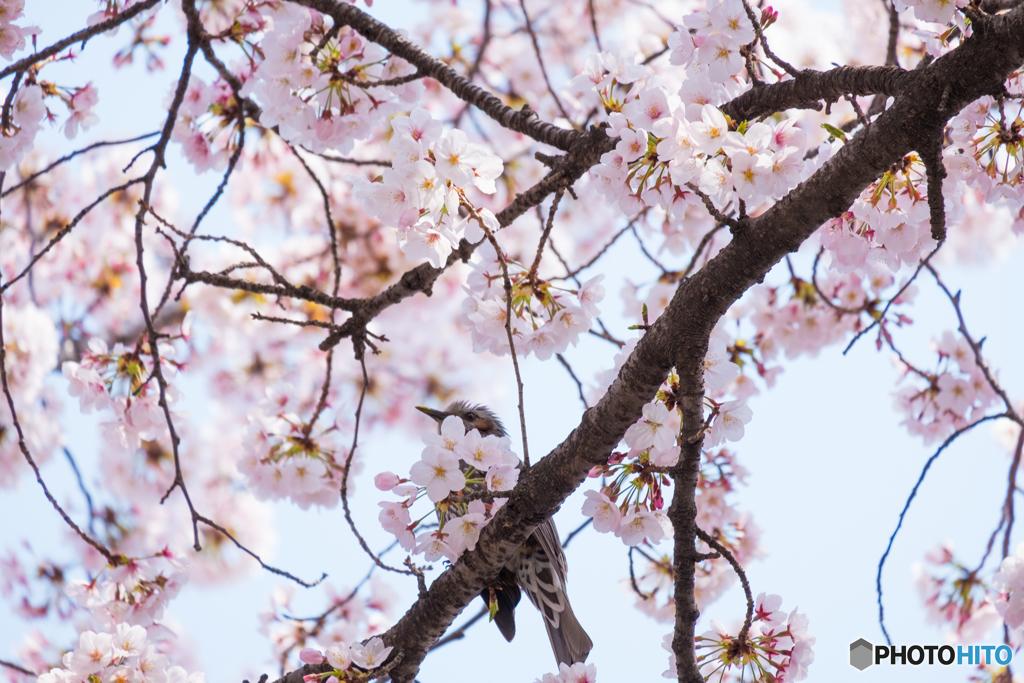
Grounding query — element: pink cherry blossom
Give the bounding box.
[348,637,393,669]
[708,400,752,447]
[582,490,621,533]
[619,507,666,546]
[409,449,466,502]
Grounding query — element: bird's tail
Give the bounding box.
[516,544,593,665]
[542,595,593,666]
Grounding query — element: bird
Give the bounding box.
[416,401,593,666]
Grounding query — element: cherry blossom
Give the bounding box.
[409,449,466,503]
[708,400,753,447]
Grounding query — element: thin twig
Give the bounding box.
[1,180,145,293]
[0,276,117,566]
[552,223,632,280]
[739,0,799,78]
[628,546,653,599]
[1,133,158,198]
[305,150,392,167]
[288,143,343,436]
[199,514,325,586]
[63,447,97,537]
[342,356,415,575]
[252,313,338,331]
[810,247,869,315]
[466,0,492,83]
[843,244,941,355]
[518,0,575,126]
[137,26,203,551]
[0,0,162,81]
[588,0,603,51]
[876,413,1008,646]
[153,115,245,322]
[561,517,593,548]
[528,190,563,283]
[630,224,670,274]
[680,222,728,280]
[684,183,740,231]
[466,202,530,467]
[696,528,754,642]
[927,263,1021,423]
[884,0,901,68]
[0,660,36,677]
[977,425,1024,573]
[1003,427,1024,558]
[556,353,589,409]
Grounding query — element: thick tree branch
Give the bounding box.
[720,65,912,122]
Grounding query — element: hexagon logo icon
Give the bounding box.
[850,638,873,671]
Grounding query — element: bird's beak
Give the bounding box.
[416,406,447,424]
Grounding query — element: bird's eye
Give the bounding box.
[465,412,477,420]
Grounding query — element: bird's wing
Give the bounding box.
[532,516,568,586]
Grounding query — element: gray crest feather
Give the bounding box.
[442,401,507,437]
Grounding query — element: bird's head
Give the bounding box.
[416,401,507,438]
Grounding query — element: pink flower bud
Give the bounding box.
[588,466,603,478]
[299,649,325,665]
[374,472,400,491]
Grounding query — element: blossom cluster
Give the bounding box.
[624,448,762,624]
[913,542,1000,643]
[376,415,519,562]
[534,661,597,683]
[577,0,807,221]
[593,100,806,220]
[893,330,999,446]
[1,301,60,484]
[945,93,1024,210]
[992,542,1024,636]
[37,624,205,683]
[582,339,752,547]
[352,108,503,268]
[64,551,191,633]
[0,83,46,171]
[33,551,201,683]
[893,0,969,26]
[580,394,679,549]
[170,75,238,173]
[62,335,184,458]
[694,593,815,681]
[746,272,886,362]
[258,578,397,672]
[818,153,942,276]
[297,637,394,681]
[238,384,356,510]
[460,260,606,360]
[0,0,35,60]
[241,4,421,156]
[4,74,101,168]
